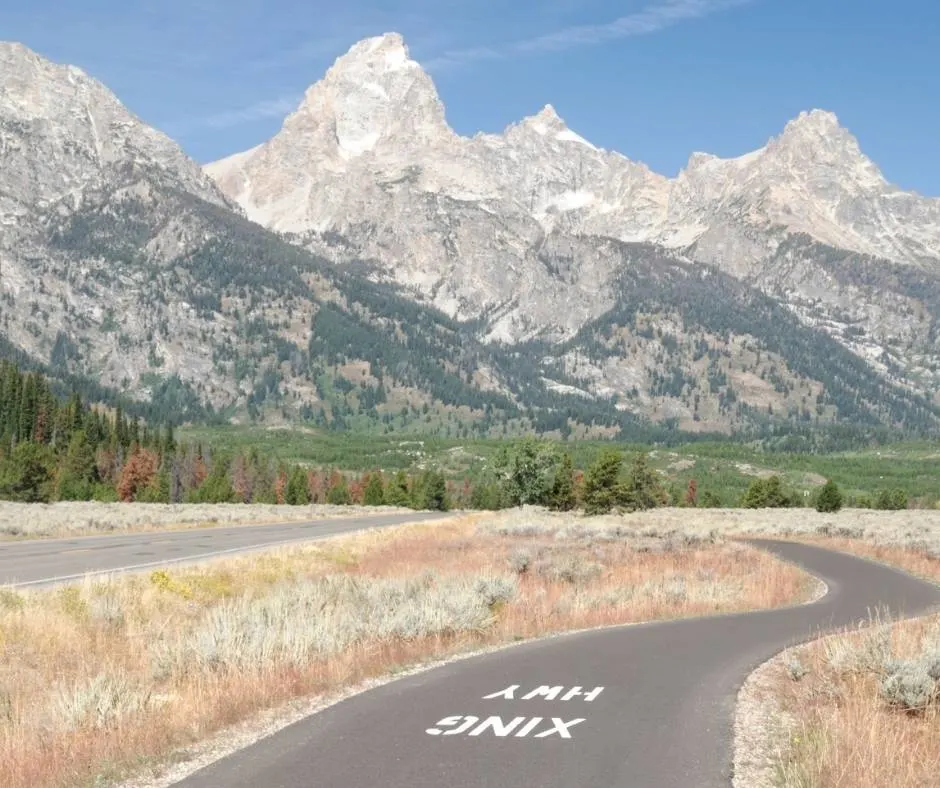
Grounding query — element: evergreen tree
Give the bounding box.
[54,430,98,500]
[363,473,385,506]
[188,454,236,503]
[582,450,623,516]
[548,453,577,512]
[286,466,311,505]
[326,475,352,505]
[385,471,411,507]
[617,452,667,511]
[0,442,55,502]
[419,470,449,511]
[741,476,794,509]
[815,479,844,513]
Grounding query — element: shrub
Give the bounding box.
[470,481,505,511]
[881,662,938,712]
[874,488,908,511]
[53,672,151,730]
[815,479,844,513]
[506,548,532,575]
[700,491,723,508]
[740,476,795,508]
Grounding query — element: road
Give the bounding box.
[175,539,940,788]
[0,512,450,587]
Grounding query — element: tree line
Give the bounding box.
[0,361,451,510]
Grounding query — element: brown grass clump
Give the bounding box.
[771,613,940,788]
[0,510,811,788]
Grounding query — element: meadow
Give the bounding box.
[180,426,940,507]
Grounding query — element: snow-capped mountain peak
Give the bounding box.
[206,32,940,320]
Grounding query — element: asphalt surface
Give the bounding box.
[175,539,940,788]
[0,512,450,587]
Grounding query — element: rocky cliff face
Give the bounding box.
[204,33,940,407]
[0,42,226,219]
[1,38,937,436]
[207,34,940,283]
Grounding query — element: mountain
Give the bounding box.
[1,38,938,439]
[205,32,940,414]
[0,42,518,429]
[207,34,940,290]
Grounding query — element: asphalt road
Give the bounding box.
[0,512,450,587]
[175,539,940,788]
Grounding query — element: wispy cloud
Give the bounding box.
[196,94,302,130]
[424,0,753,70]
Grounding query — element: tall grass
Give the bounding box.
[0,511,810,788]
[773,614,940,787]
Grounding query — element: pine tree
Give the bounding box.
[548,453,577,511]
[582,450,623,516]
[0,442,54,502]
[385,471,411,507]
[363,473,385,506]
[617,452,667,511]
[741,476,793,509]
[326,475,352,505]
[286,466,311,505]
[815,479,844,513]
[419,470,449,511]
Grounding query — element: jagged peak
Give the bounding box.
[1,40,95,88]
[536,104,563,122]
[782,108,842,136]
[516,103,571,137]
[329,32,417,75]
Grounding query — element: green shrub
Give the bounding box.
[874,488,908,511]
[740,476,795,509]
[700,491,723,508]
[815,479,844,513]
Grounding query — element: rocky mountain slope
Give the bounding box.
[205,33,940,417]
[1,38,938,438]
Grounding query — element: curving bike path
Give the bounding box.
[175,540,940,788]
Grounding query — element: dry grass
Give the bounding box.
[770,613,940,788]
[0,502,406,540]
[0,509,812,788]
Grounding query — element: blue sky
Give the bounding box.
[4,0,938,195]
